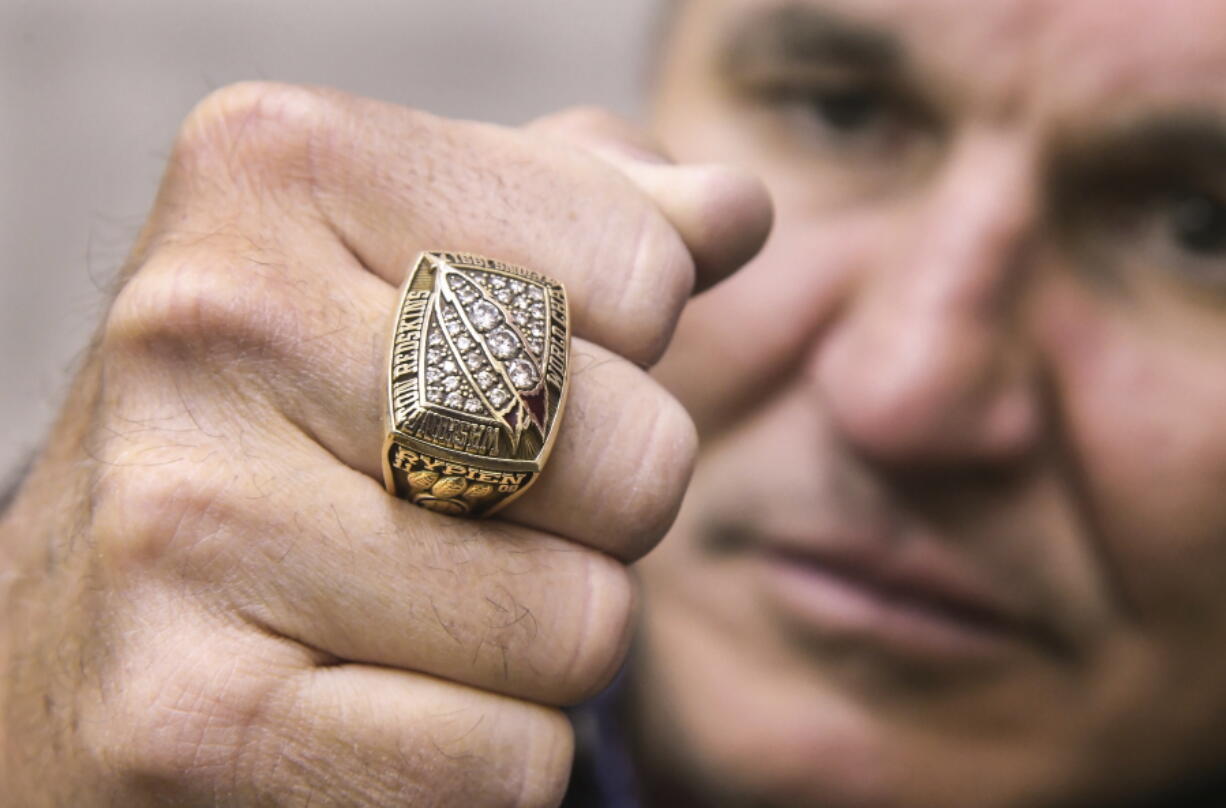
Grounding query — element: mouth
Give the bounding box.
[749,533,1047,668]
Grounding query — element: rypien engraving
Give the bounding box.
[386,445,535,516]
[384,252,568,516]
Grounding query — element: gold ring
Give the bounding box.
[382,251,570,516]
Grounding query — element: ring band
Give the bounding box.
[383,251,570,516]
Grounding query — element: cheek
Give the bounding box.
[1043,286,1226,624]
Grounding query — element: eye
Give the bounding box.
[808,87,886,134]
[728,68,937,194]
[783,82,922,160]
[1055,157,1226,295]
[1164,190,1226,256]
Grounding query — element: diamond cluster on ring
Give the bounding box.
[419,266,549,429]
[423,315,486,414]
[464,270,548,358]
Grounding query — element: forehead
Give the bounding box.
[683,0,1226,124]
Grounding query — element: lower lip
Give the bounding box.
[756,551,1022,667]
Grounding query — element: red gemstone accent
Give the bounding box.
[522,389,547,429]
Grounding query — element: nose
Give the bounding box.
[814,131,1041,468]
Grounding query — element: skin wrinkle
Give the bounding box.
[619,203,695,367]
[1035,359,1143,628]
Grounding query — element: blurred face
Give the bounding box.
[641,1,1226,806]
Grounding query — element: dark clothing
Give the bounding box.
[563,669,642,808]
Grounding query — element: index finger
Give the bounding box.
[167,83,770,366]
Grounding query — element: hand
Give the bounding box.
[0,84,770,806]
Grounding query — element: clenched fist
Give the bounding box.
[0,83,770,806]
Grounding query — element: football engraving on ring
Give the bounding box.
[383,251,570,516]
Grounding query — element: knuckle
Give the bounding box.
[171,80,334,190]
[559,553,637,703]
[103,245,284,358]
[619,210,695,365]
[90,457,230,572]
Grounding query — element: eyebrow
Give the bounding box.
[1055,113,1226,188]
[719,4,904,78]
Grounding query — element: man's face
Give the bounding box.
[642,1,1226,805]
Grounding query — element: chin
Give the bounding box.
[631,598,911,808]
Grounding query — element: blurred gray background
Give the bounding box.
[0,0,658,475]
